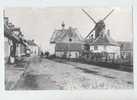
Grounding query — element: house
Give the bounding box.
[16,39,27,57]
[89,30,120,61]
[50,22,83,58]
[12,27,27,57]
[4,17,11,59]
[4,16,27,63]
[26,40,40,56]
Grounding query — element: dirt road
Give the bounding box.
[11,56,133,90]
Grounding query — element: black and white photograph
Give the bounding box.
[4,7,133,90]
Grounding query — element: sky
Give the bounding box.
[5,7,133,54]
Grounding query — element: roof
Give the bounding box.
[4,16,38,48]
[4,16,28,47]
[55,43,82,51]
[84,38,94,44]
[26,40,37,46]
[90,33,119,46]
[118,41,133,51]
[4,16,20,42]
[4,24,20,42]
[50,27,83,43]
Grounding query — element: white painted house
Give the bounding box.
[27,40,40,56]
[4,16,27,63]
[89,31,120,59]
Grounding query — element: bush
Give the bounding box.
[48,54,56,59]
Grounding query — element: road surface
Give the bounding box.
[10,56,133,90]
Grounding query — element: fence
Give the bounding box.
[80,51,133,66]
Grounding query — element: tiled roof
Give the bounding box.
[50,27,83,43]
[55,43,82,51]
[90,33,119,46]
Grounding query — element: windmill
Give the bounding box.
[81,9,114,40]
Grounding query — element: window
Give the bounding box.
[69,38,72,42]
[94,45,98,50]
[104,45,106,50]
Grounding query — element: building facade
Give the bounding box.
[89,31,120,61]
[4,16,30,63]
[27,40,40,56]
[50,23,83,58]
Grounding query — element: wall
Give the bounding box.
[66,51,79,58]
[90,45,104,53]
[106,46,120,59]
[55,51,64,57]
[16,43,26,57]
[16,44,21,57]
[29,45,39,56]
[55,51,80,58]
[90,45,120,59]
[4,37,10,58]
[20,44,26,56]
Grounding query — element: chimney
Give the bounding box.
[61,21,65,29]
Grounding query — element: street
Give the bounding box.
[6,56,133,90]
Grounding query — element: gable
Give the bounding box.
[61,31,81,43]
[50,27,83,43]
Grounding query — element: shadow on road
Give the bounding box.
[76,67,116,79]
[24,74,38,89]
[76,67,99,75]
[49,58,133,72]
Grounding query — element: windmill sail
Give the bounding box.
[82,9,114,40]
[81,9,96,24]
[102,9,114,21]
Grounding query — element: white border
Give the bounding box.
[0,0,137,100]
